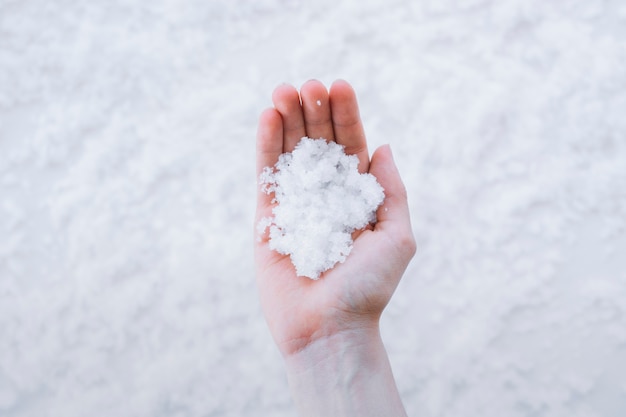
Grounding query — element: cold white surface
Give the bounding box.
[1,1,625,416]
[260,137,384,279]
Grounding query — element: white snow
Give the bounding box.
[259,137,384,279]
[1,1,626,416]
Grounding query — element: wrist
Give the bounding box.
[284,324,407,417]
[284,322,381,369]
[274,308,382,359]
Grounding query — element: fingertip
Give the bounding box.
[330,79,354,92]
[375,143,393,161]
[259,106,279,121]
[300,79,329,102]
[257,107,282,139]
[370,144,397,179]
[301,78,323,88]
[384,145,408,198]
[272,83,299,108]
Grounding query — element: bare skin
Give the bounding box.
[255,79,416,417]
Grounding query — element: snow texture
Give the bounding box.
[1,0,626,416]
[259,137,384,279]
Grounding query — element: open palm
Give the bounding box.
[255,80,416,357]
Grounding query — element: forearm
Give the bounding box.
[284,324,408,417]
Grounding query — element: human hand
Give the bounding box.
[255,79,416,356]
[255,80,415,416]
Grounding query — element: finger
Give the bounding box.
[300,79,334,142]
[329,79,369,173]
[272,84,305,152]
[256,108,283,217]
[368,145,415,254]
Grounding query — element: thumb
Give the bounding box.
[368,145,415,251]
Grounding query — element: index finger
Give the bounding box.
[329,80,369,173]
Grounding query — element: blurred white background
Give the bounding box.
[1,0,625,416]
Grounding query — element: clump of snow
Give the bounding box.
[259,137,384,279]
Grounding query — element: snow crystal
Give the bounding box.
[259,137,384,279]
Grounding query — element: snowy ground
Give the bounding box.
[1,1,626,416]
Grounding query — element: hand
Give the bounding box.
[255,80,415,417]
[255,79,415,355]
